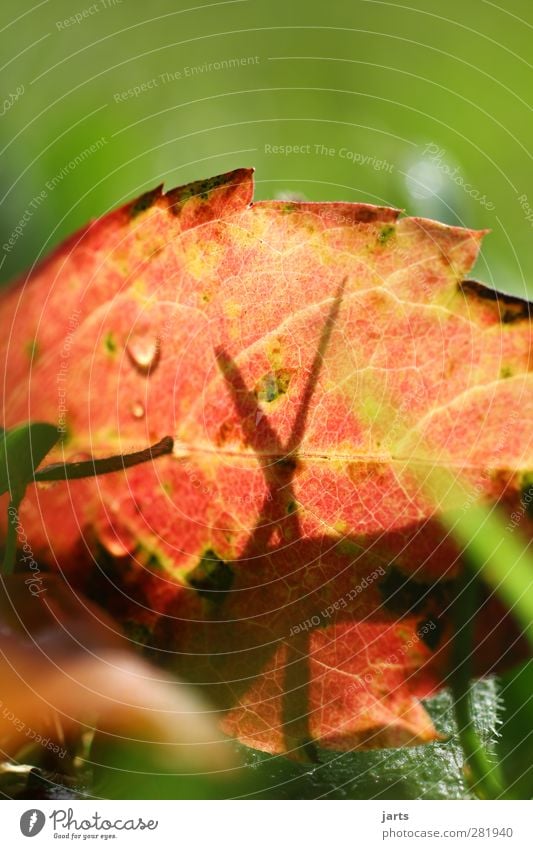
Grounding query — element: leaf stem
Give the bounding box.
[451,566,506,799]
[446,503,533,652]
[33,436,174,482]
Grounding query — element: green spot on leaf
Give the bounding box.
[187,549,234,600]
[25,338,39,363]
[104,331,117,355]
[377,225,395,245]
[255,369,292,404]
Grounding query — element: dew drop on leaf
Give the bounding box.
[68,452,92,463]
[126,332,161,375]
[131,401,145,419]
[97,520,135,558]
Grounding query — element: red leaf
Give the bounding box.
[1,169,531,756]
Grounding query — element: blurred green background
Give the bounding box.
[1,0,532,296]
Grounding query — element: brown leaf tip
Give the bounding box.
[460,279,532,323]
[165,167,254,215]
[128,185,164,218]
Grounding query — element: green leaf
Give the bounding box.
[1,422,59,575]
[90,739,247,800]
[497,660,533,799]
[450,568,505,798]
[444,501,533,652]
[0,422,59,502]
[236,680,502,799]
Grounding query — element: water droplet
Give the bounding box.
[35,480,57,491]
[67,452,92,463]
[98,520,135,558]
[126,332,160,375]
[131,401,145,419]
[172,439,191,459]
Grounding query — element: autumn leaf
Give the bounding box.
[0,168,531,757]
